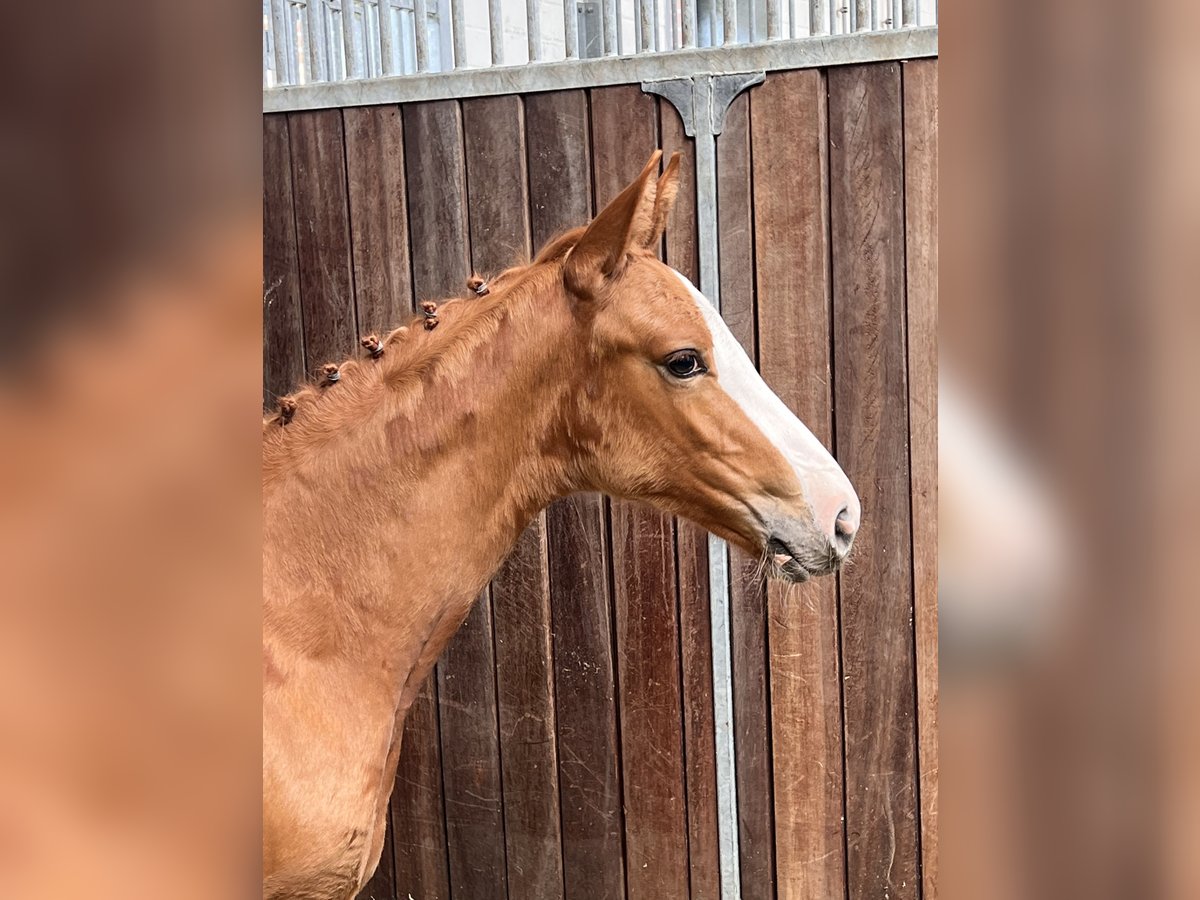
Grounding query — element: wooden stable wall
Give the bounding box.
[263,58,938,900]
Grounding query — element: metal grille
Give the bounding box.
[263,0,937,87]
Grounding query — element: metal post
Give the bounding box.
[305,0,326,81]
[452,0,467,66]
[810,0,827,34]
[902,0,916,25]
[854,0,868,31]
[564,0,579,57]
[324,0,339,75]
[603,0,617,55]
[271,0,292,85]
[638,0,651,51]
[341,0,360,78]
[767,0,780,37]
[378,0,395,74]
[722,0,736,44]
[528,0,542,60]
[489,0,504,64]
[682,0,696,46]
[643,70,764,900]
[414,0,431,69]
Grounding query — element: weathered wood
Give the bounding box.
[463,92,564,900]
[752,68,846,900]
[526,89,622,900]
[288,109,358,369]
[591,84,690,900]
[390,676,451,899]
[546,494,626,900]
[463,96,533,271]
[662,97,721,900]
[437,590,508,900]
[716,92,755,356]
[829,62,921,900]
[526,90,594,245]
[343,105,414,328]
[719,86,776,900]
[403,101,471,303]
[903,57,939,900]
[263,114,305,407]
[491,518,565,900]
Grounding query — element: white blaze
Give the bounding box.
[672,269,860,537]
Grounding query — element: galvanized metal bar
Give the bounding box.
[324,0,340,75]
[767,0,781,37]
[452,0,467,66]
[265,26,939,109]
[305,0,326,81]
[810,0,827,34]
[564,0,579,57]
[682,0,696,46]
[853,0,867,30]
[603,0,618,55]
[787,0,796,37]
[638,0,651,51]
[271,0,291,84]
[378,0,395,74]
[488,0,504,64]
[722,0,736,43]
[528,0,542,60]
[414,0,431,70]
[341,0,360,78]
[902,0,916,25]
[669,0,678,48]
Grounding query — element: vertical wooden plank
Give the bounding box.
[437,591,508,900]
[392,101,478,899]
[344,105,414,332]
[491,521,565,900]
[903,58,939,900]
[526,90,593,249]
[662,99,721,900]
[752,69,846,900]
[527,89,625,900]
[391,677,452,900]
[289,109,358,368]
[464,93,565,900]
[829,62,921,900]
[716,92,755,355]
[720,87,777,900]
[403,101,471,304]
[263,114,305,407]
[546,493,626,900]
[591,85,690,900]
[463,96,533,271]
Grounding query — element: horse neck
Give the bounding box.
[263,279,579,696]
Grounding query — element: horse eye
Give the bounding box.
[664,350,707,379]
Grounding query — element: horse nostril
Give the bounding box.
[834,506,858,543]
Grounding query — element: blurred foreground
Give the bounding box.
[0,0,1196,896]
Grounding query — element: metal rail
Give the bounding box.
[266,25,934,109]
[263,0,937,87]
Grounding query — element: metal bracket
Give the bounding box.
[643,72,764,137]
[641,71,765,900]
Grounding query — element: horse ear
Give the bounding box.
[564,150,663,299]
[644,152,682,249]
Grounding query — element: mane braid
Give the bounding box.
[262,257,567,483]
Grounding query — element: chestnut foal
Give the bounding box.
[262,151,859,899]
